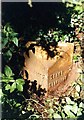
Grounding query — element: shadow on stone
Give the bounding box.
[25,40,59,59]
[23,79,46,99]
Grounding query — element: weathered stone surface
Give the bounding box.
[49,62,80,96]
[24,42,74,95]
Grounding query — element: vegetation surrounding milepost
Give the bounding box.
[1,1,84,119]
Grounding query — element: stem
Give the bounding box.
[28,98,45,108]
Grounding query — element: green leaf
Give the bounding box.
[15,103,21,107]
[74,92,79,98]
[6,32,9,37]
[4,66,13,77]
[61,112,65,118]
[66,97,74,105]
[77,108,82,116]
[2,78,10,83]
[64,105,76,118]
[67,111,76,118]
[73,55,78,61]
[0,73,5,78]
[17,84,23,92]
[46,99,51,104]
[53,113,61,118]
[2,38,8,48]
[22,111,26,114]
[7,26,10,32]
[3,26,6,33]
[0,89,3,97]
[48,114,53,118]
[12,37,18,46]
[76,85,80,92]
[71,104,78,114]
[79,102,84,109]
[4,50,12,61]
[10,82,16,93]
[5,84,10,90]
[11,33,18,37]
[2,77,14,83]
[53,31,58,35]
[48,108,54,114]
[64,105,72,113]
[16,79,25,85]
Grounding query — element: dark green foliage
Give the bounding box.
[1,23,26,76]
[2,2,76,40]
[1,66,46,119]
[2,23,18,63]
[1,24,46,118]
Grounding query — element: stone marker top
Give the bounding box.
[25,41,74,70]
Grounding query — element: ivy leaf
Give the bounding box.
[12,37,18,46]
[10,82,16,93]
[73,55,78,61]
[4,65,13,77]
[64,105,76,118]
[61,112,65,118]
[77,108,82,116]
[7,26,10,32]
[0,73,5,78]
[64,105,72,113]
[74,92,79,98]
[17,84,23,92]
[15,103,21,107]
[2,78,11,83]
[67,111,76,118]
[2,38,8,48]
[0,89,3,97]
[16,79,25,85]
[76,85,80,92]
[10,33,18,37]
[49,102,53,107]
[6,32,9,37]
[48,114,53,118]
[48,108,54,114]
[79,102,84,109]
[53,113,61,118]
[71,104,78,114]
[2,77,14,83]
[5,84,10,90]
[45,99,51,104]
[4,50,12,61]
[65,97,74,105]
